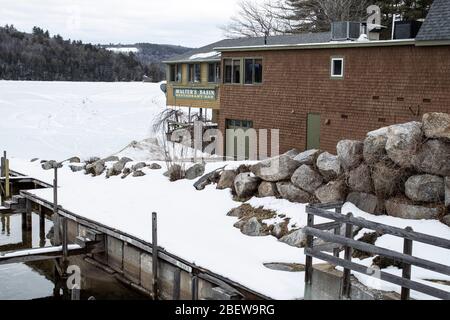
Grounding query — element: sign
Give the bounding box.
[173,88,216,100]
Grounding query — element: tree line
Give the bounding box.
[223,0,433,39]
[0,25,160,82]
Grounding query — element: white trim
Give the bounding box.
[331,57,344,78]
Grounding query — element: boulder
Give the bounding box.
[85,161,105,176]
[372,162,408,198]
[102,156,120,163]
[284,149,301,159]
[363,128,388,164]
[413,139,450,176]
[194,168,222,191]
[121,168,131,179]
[347,192,385,215]
[234,173,260,199]
[227,205,249,218]
[315,180,347,204]
[258,181,279,198]
[132,170,146,177]
[31,158,39,162]
[131,162,147,171]
[185,163,205,180]
[405,175,445,203]
[385,197,444,220]
[41,160,60,170]
[251,155,300,182]
[293,149,322,166]
[279,229,307,248]
[316,152,342,181]
[149,163,162,170]
[385,121,422,168]
[119,157,133,164]
[69,165,84,173]
[446,177,450,208]
[291,165,323,193]
[68,156,81,163]
[337,140,364,171]
[106,160,126,178]
[217,170,237,190]
[276,182,311,203]
[443,215,450,227]
[423,112,450,140]
[239,217,270,237]
[347,164,373,194]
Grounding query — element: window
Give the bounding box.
[224,59,242,84]
[188,63,201,83]
[169,64,182,82]
[331,58,344,78]
[244,58,263,84]
[208,63,220,83]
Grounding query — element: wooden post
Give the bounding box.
[173,268,181,300]
[62,216,68,264]
[4,159,10,200]
[305,212,315,285]
[401,227,413,300]
[334,206,342,258]
[342,213,354,299]
[39,211,46,248]
[152,212,159,300]
[191,275,198,300]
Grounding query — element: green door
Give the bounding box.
[306,114,321,150]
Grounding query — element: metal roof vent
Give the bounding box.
[331,21,363,41]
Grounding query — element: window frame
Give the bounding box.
[244,57,263,85]
[169,64,182,83]
[208,62,221,83]
[330,57,344,79]
[188,63,202,83]
[223,58,242,85]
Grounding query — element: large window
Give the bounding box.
[224,59,242,84]
[244,58,263,84]
[208,63,221,83]
[331,58,344,78]
[188,63,201,83]
[169,64,182,82]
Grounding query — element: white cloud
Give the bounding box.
[0,0,265,47]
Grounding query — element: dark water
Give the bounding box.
[0,212,146,300]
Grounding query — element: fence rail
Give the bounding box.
[304,202,450,300]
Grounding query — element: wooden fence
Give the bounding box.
[304,202,450,300]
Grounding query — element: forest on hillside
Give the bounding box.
[0,25,190,82]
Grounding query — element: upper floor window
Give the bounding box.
[224,59,241,84]
[208,63,221,83]
[169,64,182,82]
[244,58,263,84]
[331,57,344,78]
[188,63,201,83]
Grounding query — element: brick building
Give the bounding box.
[165,0,450,157]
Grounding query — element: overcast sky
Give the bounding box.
[0,0,263,48]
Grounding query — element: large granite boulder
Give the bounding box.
[347,163,373,194]
[276,182,310,203]
[385,197,444,220]
[251,155,300,182]
[315,180,347,204]
[293,149,322,166]
[85,161,105,176]
[316,152,342,181]
[239,217,270,237]
[185,163,205,180]
[217,170,237,190]
[413,139,450,177]
[363,128,388,164]
[131,162,147,172]
[347,192,385,215]
[337,140,364,171]
[279,229,307,248]
[405,175,445,203]
[284,149,301,159]
[234,173,261,199]
[423,112,450,140]
[291,165,323,193]
[372,162,408,198]
[385,121,422,168]
[258,181,279,198]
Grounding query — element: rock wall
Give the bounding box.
[221,112,450,226]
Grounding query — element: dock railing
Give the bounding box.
[304,202,450,300]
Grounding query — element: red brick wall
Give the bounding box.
[218,45,450,155]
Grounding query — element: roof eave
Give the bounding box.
[163,58,222,64]
[415,39,450,46]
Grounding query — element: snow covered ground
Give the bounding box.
[1,81,449,300]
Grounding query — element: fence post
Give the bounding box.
[1,151,6,177]
[173,268,181,300]
[53,167,61,245]
[334,206,342,258]
[191,274,198,300]
[305,211,315,285]
[5,159,10,200]
[401,227,413,300]
[342,213,354,299]
[152,212,159,300]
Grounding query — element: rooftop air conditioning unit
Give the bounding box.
[331,21,363,41]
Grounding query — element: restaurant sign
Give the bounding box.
[173,88,216,100]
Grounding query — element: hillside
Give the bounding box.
[0,25,190,82]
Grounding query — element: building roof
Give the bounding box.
[164,32,331,63]
[416,0,450,42]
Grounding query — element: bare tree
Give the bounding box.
[221,0,287,38]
